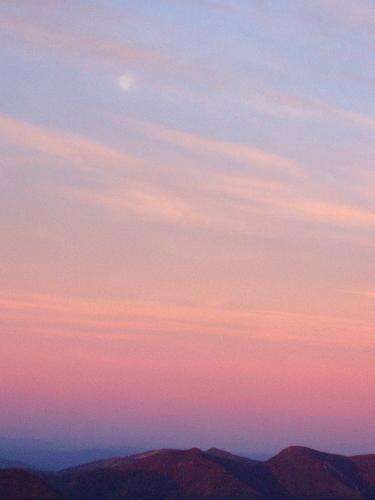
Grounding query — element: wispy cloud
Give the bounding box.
[3,113,375,236]
[52,182,253,234]
[129,119,300,175]
[276,198,375,229]
[0,12,173,71]
[1,293,374,350]
[53,171,375,235]
[0,114,143,172]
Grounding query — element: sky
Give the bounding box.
[1,0,375,456]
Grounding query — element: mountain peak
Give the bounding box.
[206,447,257,464]
[272,445,327,460]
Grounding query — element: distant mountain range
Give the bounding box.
[1,444,375,499]
[0,437,141,471]
[0,437,267,471]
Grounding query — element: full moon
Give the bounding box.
[118,73,134,91]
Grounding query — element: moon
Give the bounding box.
[118,73,134,91]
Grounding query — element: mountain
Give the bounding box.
[352,454,375,490]
[0,469,62,499]
[3,445,375,499]
[55,448,263,499]
[0,457,30,469]
[206,447,259,464]
[0,437,140,471]
[51,446,375,499]
[250,446,375,499]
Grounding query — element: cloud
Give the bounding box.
[0,114,143,172]
[233,82,375,134]
[0,13,171,71]
[276,198,375,229]
[52,181,254,235]
[53,173,375,236]
[129,119,300,175]
[1,293,374,350]
[3,113,375,236]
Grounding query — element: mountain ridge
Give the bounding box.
[2,445,375,499]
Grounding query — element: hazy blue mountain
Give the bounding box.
[0,437,141,471]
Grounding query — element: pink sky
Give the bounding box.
[1,0,375,454]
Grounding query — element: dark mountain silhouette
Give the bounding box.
[0,469,62,499]
[3,445,375,499]
[0,457,30,470]
[253,446,375,499]
[55,448,263,499]
[206,447,258,464]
